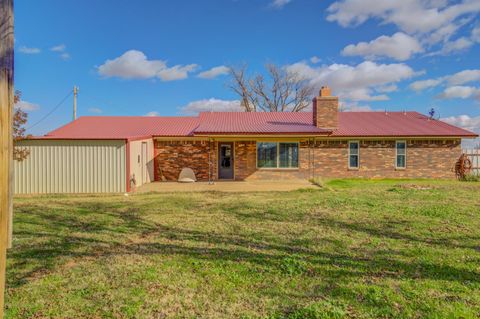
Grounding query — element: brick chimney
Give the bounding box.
[312,86,338,129]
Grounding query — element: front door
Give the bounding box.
[218,142,234,179]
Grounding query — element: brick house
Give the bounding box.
[15,87,478,194]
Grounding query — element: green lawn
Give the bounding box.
[6,179,480,319]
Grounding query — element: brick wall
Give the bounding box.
[313,96,339,129]
[234,139,461,180]
[309,139,461,179]
[234,141,257,180]
[154,138,462,181]
[154,140,216,181]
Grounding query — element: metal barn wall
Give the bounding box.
[14,140,126,194]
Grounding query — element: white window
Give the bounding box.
[396,141,406,169]
[257,142,299,168]
[348,141,359,169]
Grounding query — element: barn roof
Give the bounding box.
[39,116,200,140]
[33,111,477,140]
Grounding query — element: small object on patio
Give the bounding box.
[130,174,137,192]
[178,167,197,183]
[178,177,195,183]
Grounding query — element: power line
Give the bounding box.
[27,89,73,131]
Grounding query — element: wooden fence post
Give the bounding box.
[0,0,14,317]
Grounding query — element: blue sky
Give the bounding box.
[14,0,480,142]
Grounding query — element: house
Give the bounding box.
[14,87,478,194]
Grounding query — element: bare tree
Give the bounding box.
[228,64,313,112]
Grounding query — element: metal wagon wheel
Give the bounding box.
[455,153,472,179]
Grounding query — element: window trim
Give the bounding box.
[348,140,360,170]
[256,142,299,169]
[395,140,407,169]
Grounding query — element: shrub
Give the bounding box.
[461,173,480,182]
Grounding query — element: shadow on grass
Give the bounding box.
[8,197,480,292]
[8,204,480,294]
[8,200,158,288]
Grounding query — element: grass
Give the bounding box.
[6,179,480,318]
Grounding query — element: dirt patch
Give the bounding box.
[391,184,435,190]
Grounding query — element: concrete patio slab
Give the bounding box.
[135,179,317,193]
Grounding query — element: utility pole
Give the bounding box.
[0,0,14,317]
[73,85,78,121]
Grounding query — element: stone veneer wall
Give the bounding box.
[154,139,462,181]
[154,140,216,181]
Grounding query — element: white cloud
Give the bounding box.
[409,78,444,91]
[473,25,480,42]
[409,69,480,92]
[327,0,480,35]
[438,85,480,100]
[180,98,242,115]
[14,100,39,111]
[442,114,480,148]
[88,107,102,114]
[197,65,230,79]
[286,60,418,101]
[18,46,40,54]
[327,0,480,54]
[145,111,160,117]
[50,44,71,60]
[434,36,474,55]
[310,56,321,64]
[448,69,480,85]
[441,114,480,138]
[98,50,198,81]
[271,0,291,9]
[339,101,374,112]
[60,52,71,60]
[375,84,398,93]
[342,32,423,61]
[424,22,462,45]
[50,44,66,52]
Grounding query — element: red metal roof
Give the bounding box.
[333,112,477,137]
[33,111,477,140]
[38,116,199,140]
[195,112,331,135]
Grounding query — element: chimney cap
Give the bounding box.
[319,86,331,97]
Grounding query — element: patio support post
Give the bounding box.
[208,137,214,185]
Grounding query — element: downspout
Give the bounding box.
[310,138,314,180]
[313,137,316,180]
[208,137,214,185]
